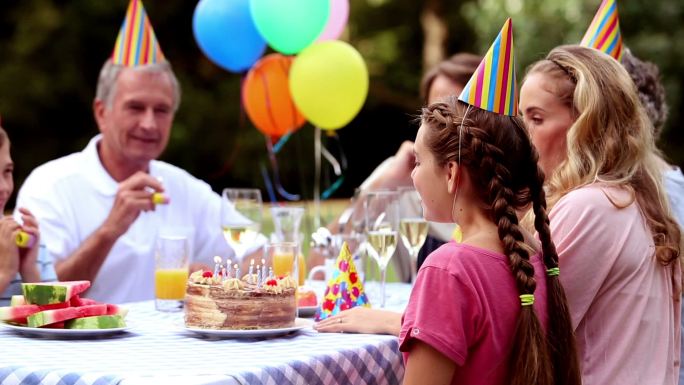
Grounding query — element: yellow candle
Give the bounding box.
[155,268,188,300]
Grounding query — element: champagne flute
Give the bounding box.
[398,187,428,283]
[221,188,263,262]
[365,190,399,308]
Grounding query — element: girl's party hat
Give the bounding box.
[458,18,517,116]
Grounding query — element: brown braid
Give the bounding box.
[420,97,580,385]
[527,145,582,385]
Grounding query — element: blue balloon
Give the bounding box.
[193,0,266,73]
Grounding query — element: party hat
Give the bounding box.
[458,18,517,116]
[111,0,166,66]
[580,0,623,61]
[314,242,370,321]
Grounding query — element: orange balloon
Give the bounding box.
[242,53,306,137]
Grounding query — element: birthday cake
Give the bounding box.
[184,270,297,330]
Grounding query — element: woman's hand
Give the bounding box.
[313,307,402,336]
[0,216,21,290]
[17,208,41,283]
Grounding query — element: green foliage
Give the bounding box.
[0,0,682,212]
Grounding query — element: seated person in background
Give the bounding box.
[359,53,482,280]
[15,7,236,303]
[315,53,480,335]
[0,122,57,305]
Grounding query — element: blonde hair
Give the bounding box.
[526,45,680,267]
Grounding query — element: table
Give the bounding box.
[0,282,412,385]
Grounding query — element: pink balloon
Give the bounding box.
[317,0,349,41]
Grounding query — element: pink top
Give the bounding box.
[399,242,549,385]
[550,184,681,385]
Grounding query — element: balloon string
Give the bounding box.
[273,133,291,154]
[314,126,322,229]
[265,136,300,201]
[259,162,277,203]
[320,131,346,200]
[321,146,342,175]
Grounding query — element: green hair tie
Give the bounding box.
[546,267,560,276]
[520,294,535,307]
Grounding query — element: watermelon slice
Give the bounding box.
[65,315,125,329]
[0,302,71,324]
[10,295,26,306]
[69,296,99,307]
[22,281,90,305]
[27,304,107,328]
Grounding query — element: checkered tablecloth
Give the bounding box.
[0,282,411,385]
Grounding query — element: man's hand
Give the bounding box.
[0,216,21,289]
[16,208,41,283]
[100,171,164,239]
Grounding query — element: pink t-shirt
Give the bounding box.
[399,242,549,385]
[550,184,681,385]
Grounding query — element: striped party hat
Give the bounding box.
[458,18,517,116]
[580,0,623,61]
[111,0,166,66]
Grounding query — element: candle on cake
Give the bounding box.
[213,256,222,277]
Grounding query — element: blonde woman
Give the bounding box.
[519,45,681,385]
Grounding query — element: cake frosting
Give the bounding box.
[184,270,297,330]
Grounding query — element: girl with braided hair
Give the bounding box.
[399,96,580,385]
[519,45,681,385]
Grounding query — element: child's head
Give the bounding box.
[414,97,538,223]
[0,124,13,213]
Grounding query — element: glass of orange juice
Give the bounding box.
[265,242,305,284]
[154,235,189,312]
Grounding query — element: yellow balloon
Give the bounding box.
[289,41,369,130]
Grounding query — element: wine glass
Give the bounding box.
[221,188,263,262]
[398,187,428,283]
[364,190,399,308]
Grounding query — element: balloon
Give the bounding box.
[250,0,329,55]
[289,41,369,130]
[193,0,266,73]
[242,54,306,137]
[317,0,350,41]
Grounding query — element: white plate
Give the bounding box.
[185,318,313,339]
[298,306,319,317]
[1,322,129,338]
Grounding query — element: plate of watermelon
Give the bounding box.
[0,280,129,338]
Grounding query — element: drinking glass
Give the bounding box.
[270,206,306,285]
[221,188,263,262]
[155,236,189,312]
[265,242,299,280]
[364,190,399,308]
[398,187,428,283]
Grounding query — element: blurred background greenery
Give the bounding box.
[1,0,682,217]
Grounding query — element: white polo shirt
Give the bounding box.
[15,135,235,303]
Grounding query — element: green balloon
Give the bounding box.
[289,41,369,130]
[250,0,329,55]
